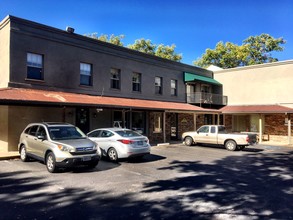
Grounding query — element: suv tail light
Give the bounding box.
[118,139,134,144]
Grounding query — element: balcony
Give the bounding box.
[187,92,228,106]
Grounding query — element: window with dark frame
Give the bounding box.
[155,77,162,94]
[27,53,43,80]
[110,68,121,89]
[132,72,141,92]
[171,79,177,96]
[80,63,92,86]
[153,112,163,133]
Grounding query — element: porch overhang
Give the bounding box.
[184,72,222,85]
[220,105,293,114]
[0,88,220,113]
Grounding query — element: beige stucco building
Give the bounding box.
[214,60,293,144]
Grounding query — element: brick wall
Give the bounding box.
[265,114,289,135]
[224,114,233,132]
[148,112,195,144]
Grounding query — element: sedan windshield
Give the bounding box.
[48,126,86,140]
[116,130,141,137]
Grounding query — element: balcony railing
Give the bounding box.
[186,92,228,106]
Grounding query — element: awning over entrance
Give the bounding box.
[0,88,220,113]
[220,105,293,114]
[184,72,222,85]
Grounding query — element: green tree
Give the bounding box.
[193,33,286,68]
[155,44,182,62]
[128,38,182,62]
[85,33,125,46]
[242,33,286,65]
[127,38,156,55]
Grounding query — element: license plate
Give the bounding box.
[83,156,91,161]
[137,141,143,145]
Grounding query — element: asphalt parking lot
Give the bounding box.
[0,144,293,220]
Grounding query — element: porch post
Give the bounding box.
[259,114,263,144]
[193,113,197,131]
[288,114,291,145]
[163,111,166,143]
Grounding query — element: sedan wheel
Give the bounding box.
[225,140,237,151]
[108,148,118,161]
[20,145,28,162]
[184,137,193,146]
[46,152,57,173]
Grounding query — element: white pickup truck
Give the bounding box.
[182,125,257,151]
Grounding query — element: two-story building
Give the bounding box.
[214,60,293,144]
[0,15,225,153]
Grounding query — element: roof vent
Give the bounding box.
[66,26,75,33]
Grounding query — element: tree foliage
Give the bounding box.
[127,38,156,55]
[86,34,182,62]
[128,38,182,62]
[85,33,125,46]
[193,33,286,68]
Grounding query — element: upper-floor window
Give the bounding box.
[110,68,120,89]
[171,79,177,96]
[27,53,43,80]
[80,63,92,86]
[132,72,141,92]
[155,77,162,94]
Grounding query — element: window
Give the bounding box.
[80,63,92,86]
[154,112,163,133]
[27,53,43,80]
[28,126,39,136]
[197,126,209,133]
[171,79,177,96]
[155,77,162,94]
[132,72,141,92]
[110,68,120,89]
[36,126,47,139]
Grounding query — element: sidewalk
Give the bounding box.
[0,151,20,160]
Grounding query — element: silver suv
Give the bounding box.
[18,122,101,173]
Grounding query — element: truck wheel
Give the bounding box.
[225,140,237,151]
[184,136,193,146]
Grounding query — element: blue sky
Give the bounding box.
[0,0,292,65]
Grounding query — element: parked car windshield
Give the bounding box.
[48,126,86,140]
[116,130,141,137]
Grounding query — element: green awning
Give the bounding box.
[184,72,221,85]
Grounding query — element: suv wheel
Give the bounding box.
[20,145,29,162]
[46,152,57,173]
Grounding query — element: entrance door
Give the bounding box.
[76,108,90,133]
[170,113,178,140]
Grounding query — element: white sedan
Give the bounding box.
[87,128,151,161]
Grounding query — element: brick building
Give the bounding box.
[0,15,224,152]
[214,61,293,144]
